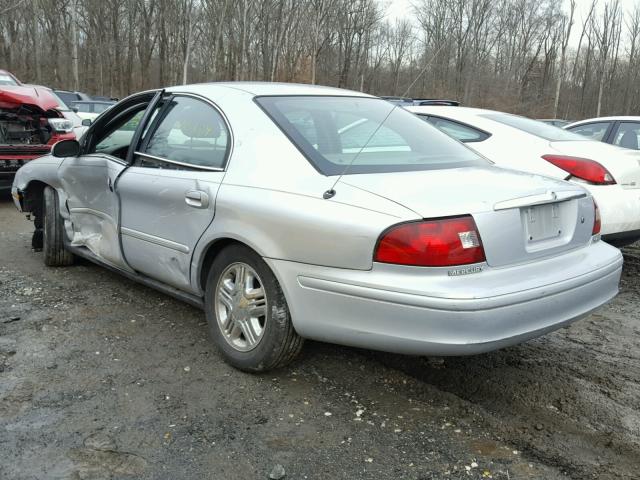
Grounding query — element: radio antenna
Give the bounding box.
[323,42,447,200]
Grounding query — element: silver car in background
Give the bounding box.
[12,83,622,372]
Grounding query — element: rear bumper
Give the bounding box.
[268,241,622,356]
[586,184,640,239]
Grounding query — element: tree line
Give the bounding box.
[0,0,638,120]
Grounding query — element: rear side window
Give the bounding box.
[256,96,486,175]
[94,103,112,113]
[143,96,230,169]
[566,122,612,142]
[75,103,91,113]
[483,113,588,141]
[421,115,489,143]
[612,122,640,149]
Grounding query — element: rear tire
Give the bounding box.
[43,186,74,267]
[204,244,303,372]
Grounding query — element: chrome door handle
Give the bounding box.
[185,190,209,209]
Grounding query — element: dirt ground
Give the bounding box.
[1,194,639,480]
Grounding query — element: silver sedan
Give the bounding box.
[12,83,622,371]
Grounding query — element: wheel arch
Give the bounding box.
[21,180,49,216]
[196,236,266,293]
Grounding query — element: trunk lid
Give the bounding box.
[549,140,640,189]
[343,165,595,267]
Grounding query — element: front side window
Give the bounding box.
[256,96,485,175]
[566,121,612,142]
[422,116,489,143]
[93,108,146,158]
[143,96,230,169]
[611,122,640,149]
[484,113,588,141]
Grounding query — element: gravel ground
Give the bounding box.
[0,194,639,480]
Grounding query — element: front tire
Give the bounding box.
[43,186,74,267]
[204,244,303,372]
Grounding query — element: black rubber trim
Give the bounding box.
[602,230,640,248]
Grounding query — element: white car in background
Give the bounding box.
[565,116,640,151]
[407,106,640,246]
[70,100,115,122]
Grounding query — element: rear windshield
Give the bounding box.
[482,113,588,141]
[256,96,486,175]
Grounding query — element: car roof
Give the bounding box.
[407,105,495,117]
[566,116,640,127]
[167,81,371,98]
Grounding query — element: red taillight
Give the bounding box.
[374,216,486,267]
[542,154,616,185]
[593,200,601,235]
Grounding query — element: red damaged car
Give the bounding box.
[0,70,75,192]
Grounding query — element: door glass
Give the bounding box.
[612,122,640,150]
[424,116,489,142]
[144,96,230,169]
[93,109,146,159]
[566,122,611,141]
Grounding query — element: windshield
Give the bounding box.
[0,73,18,86]
[256,96,487,175]
[483,113,587,141]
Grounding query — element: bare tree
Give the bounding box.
[553,0,575,117]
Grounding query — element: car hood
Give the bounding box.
[341,165,586,218]
[0,85,60,112]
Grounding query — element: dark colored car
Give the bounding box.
[53,89,92,106]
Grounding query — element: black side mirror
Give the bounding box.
[72,107,79,113]
[51,139,80,158]
[81,118,92,126]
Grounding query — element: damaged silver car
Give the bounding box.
[12,83,623,372]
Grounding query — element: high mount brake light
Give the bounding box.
[374,216,486,267]
[593,200,601,235]
[542,154,616,185]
